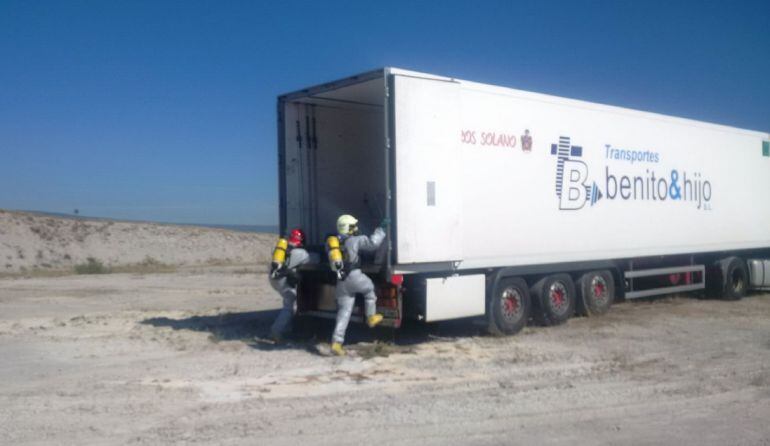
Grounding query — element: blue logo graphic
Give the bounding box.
[552,137,713,211]
[551,136,602,210]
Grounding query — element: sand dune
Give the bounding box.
[0,210,275,273]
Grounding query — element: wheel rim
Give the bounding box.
[548,281,569,314]
[668,273,681,285]
[500,287,523,322]
[590,275,609,305]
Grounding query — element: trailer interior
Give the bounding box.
[278,71,399,324]
[279,72,388,248]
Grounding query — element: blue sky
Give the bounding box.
[1,0,768,225]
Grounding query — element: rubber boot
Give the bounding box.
[367,314,383,328]
[331,342,346,356]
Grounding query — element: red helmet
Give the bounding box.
[288,228,305,247]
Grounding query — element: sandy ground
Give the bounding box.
[1,266,769,445]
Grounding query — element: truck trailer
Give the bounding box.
[277,67,770,335]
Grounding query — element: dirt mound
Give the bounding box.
[0,210,275,273]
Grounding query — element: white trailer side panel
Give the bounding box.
[394,76,463,263]
[393,72,770,268]
[424,274,486,322]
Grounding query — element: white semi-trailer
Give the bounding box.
[278,68,770,334]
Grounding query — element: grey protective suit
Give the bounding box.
[269,247,313,338]
[332,227,386,344]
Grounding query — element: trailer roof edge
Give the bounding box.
[278,68,387,102]
[278,67,770,136]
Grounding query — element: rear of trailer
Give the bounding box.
[278,68,770,333]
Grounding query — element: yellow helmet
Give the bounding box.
[336,214,358,235]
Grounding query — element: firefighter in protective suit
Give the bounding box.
[269,228,312,343]
[328,214,388,356]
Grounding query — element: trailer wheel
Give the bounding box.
[530,274,575,326]
[488,277,531,336]
[576,270,615,317]
[718,257,748,300]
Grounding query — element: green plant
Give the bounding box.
[111,256,176,274]
[74,257,108,274]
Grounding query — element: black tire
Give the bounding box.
[717,257,749,300]
[576,270,615,317]
[487,277,531,336]
[530,274,576,326]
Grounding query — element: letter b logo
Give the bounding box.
[559,160,588,210]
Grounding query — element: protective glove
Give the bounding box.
[379,217,391,229]
[269,263,285,280]
[286,269,300,287]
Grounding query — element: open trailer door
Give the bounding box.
[279,70,388,247]
[392,73,463,265]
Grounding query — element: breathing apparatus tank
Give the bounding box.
[271,237,289,270]
[326,235,344,279]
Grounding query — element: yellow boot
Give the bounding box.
[331,342,346,356]
[367,314,383,328]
